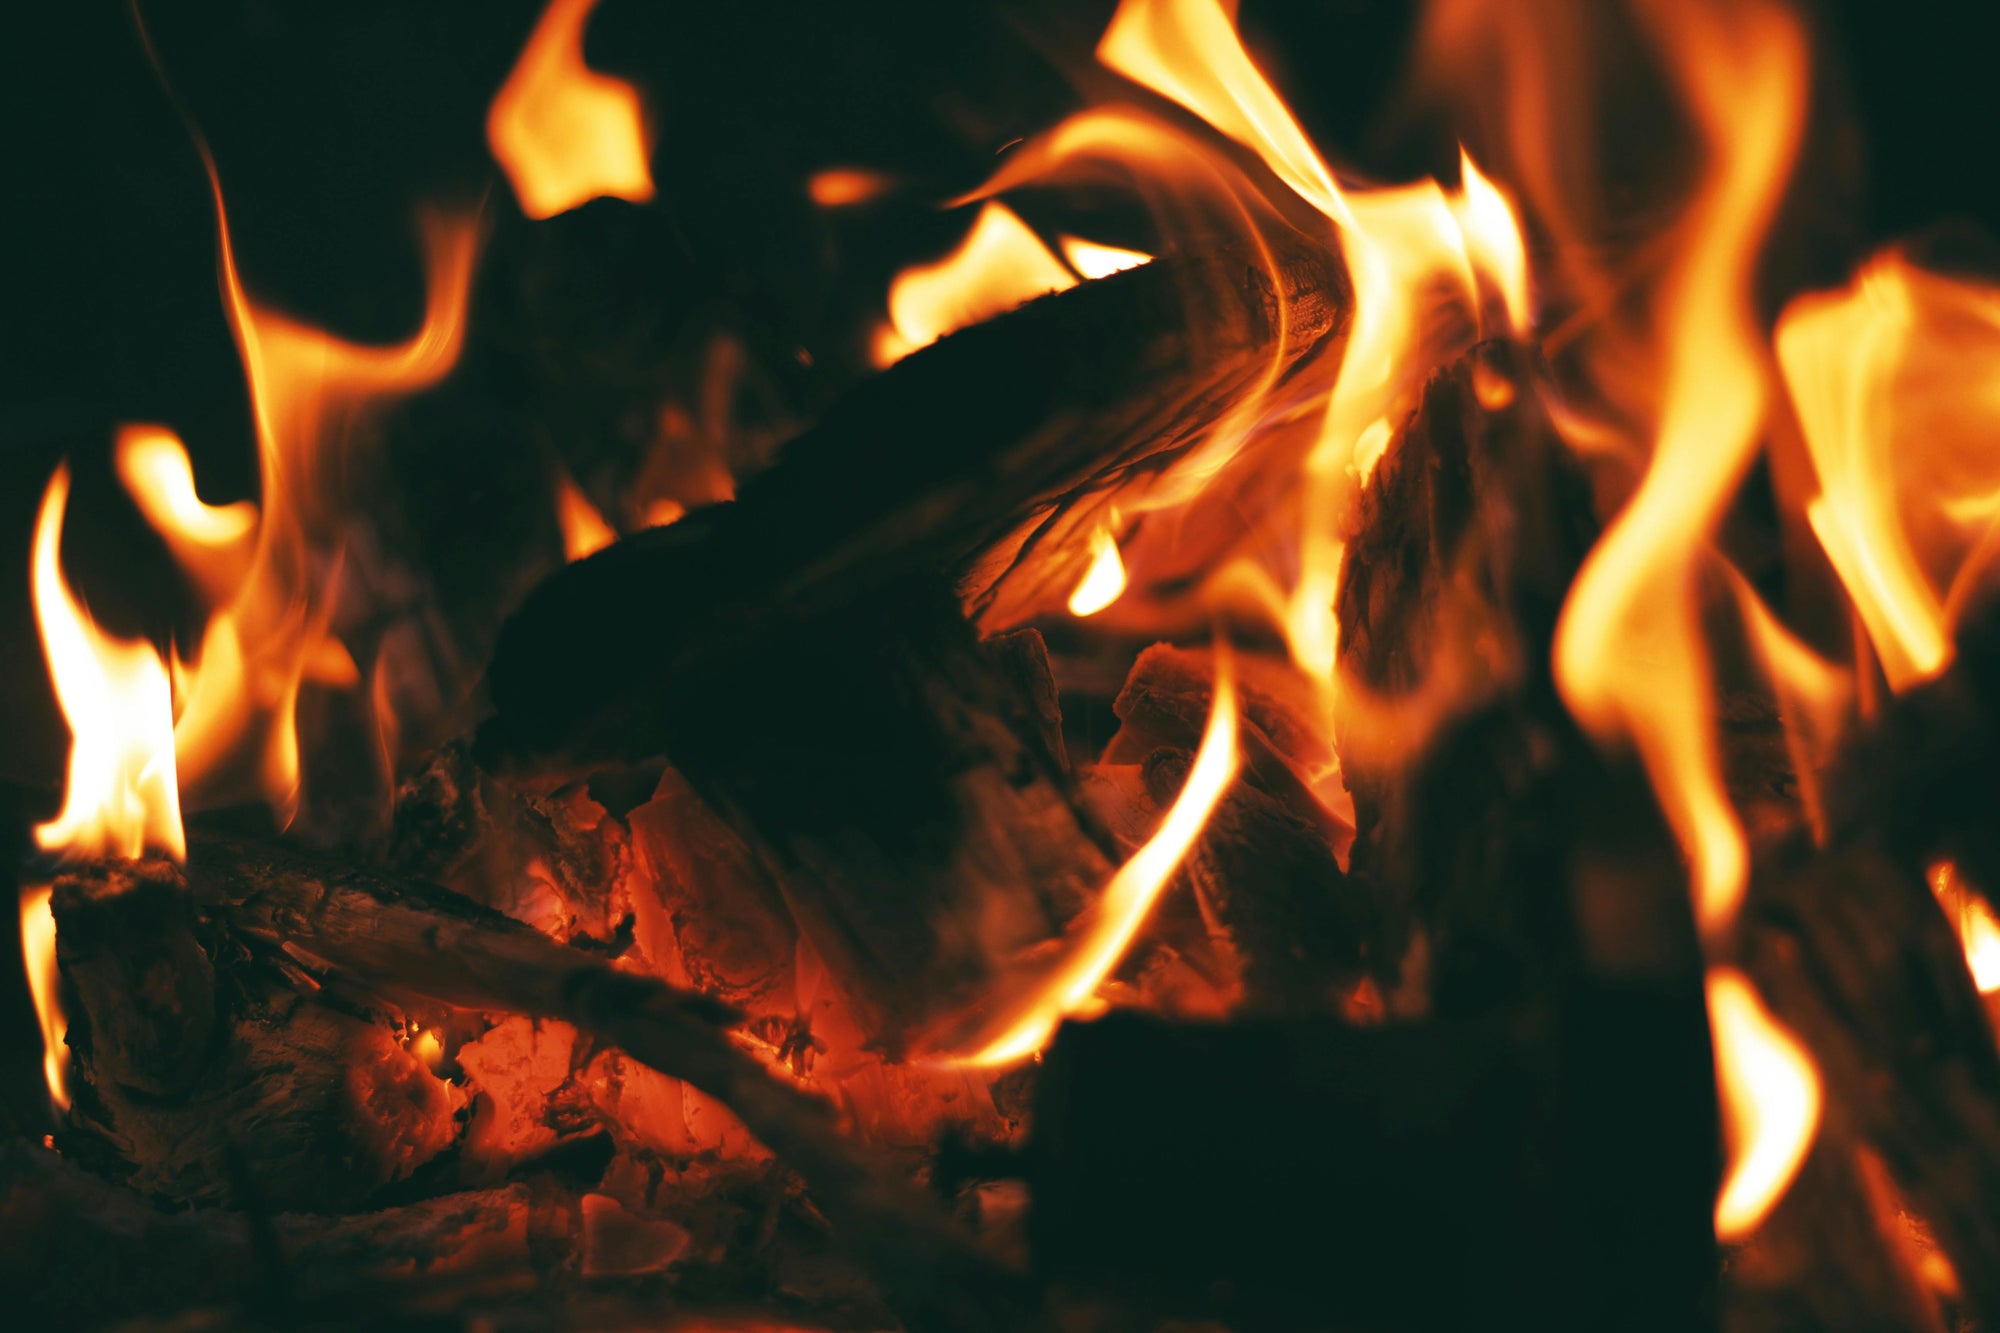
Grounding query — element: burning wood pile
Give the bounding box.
[8,0,2000,1329]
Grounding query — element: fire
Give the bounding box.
[808,168,895,208]
[1067,527,1128,617]
[20,885,69,1112]
[1776,252,2000,692]
[556,470,618,561]
[944,655,1239,1067]
[1932,863,2000,994]
[1059,237,1153,280]
[1551,0,1808,939]
[874,202,1078,366]
[488,0,655,220]
[31,465,185,863]
[1709,966,1823,1240]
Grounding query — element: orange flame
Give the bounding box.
[19,885,68,1112]
[1551,0,1807,939]
[31,465,185,863]
[488,0,655,220]
[808,168,895,208]
[944,654,1239,1067]
[874,202,1078,366]
[1067,527,1128,617]
[1777,252,2000,692]
[1059,236,1153,280]
[1709,965,1822,1240]
[556,470,618,561]
[1931,863,2000,995]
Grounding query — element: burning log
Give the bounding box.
[48,832,1038,1332]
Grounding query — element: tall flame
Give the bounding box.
[488,0,656,220]
[1709,966,1823,1240]
[1932,863,2000,995]
[556,469,618,561]
[31,465,185,863]
[19,885,68,1112]
[1551,0,1807,938]
[945,654,1240,1067]
[1777,253,2000,692]
[1067,526,1128,617]
[875,202,1078,366]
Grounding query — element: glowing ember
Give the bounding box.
[944,655,1239,1067]
[1067,527,1128,617]
[1931,863,2000,995]
[1710,965,1822,1240]
[1551,0,1807,940]
[31,465,185,863]
[19,885,69,1112]
[874,201,1077,366]
[556,471,618,561]
[489,0,656,220]
[1059,237,1153,280]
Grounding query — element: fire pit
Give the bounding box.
[6,1,2000,1329]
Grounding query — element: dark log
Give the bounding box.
[173,831,1040,1333]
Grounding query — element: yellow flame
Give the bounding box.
[875,202,1077,366]
[1777,253,2000,691]
[1068,527,1129,616]
[31,465,185,863]
[1932,862,2000,994]
[946,655,1239,1066]
[556,470,618,561]
[488,0,655,220]
[1059,236,1154,280]
[20,885,69,1113]
[1552,0,1807,939]
[1709,965,1822,1240]
[116,426,257,549]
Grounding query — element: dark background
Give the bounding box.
[0,0,1993,1119]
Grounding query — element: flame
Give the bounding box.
[945,654,1239,1067]
[1932,862,2000,994]
[20,885,69,1112]
[147,149,478,821]
[1777,253,2000,691]
[488,0,655,220]
[31,465,185,863]
[1551,1,1807,939]
[116,426,257,550]
[1709,965,1822,1240]
[1059,237,1153,280]
[808,168,895,208]
[556,470,618,561]
[874,202,1078,366]
[1068,527,1128,616]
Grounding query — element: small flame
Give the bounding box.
[1067,527,1128,616]
[1776,253,2000,692]
[945,654,1239,1067]
[808,168,895,208]
[1709,965,1822,1240]
[20,885,69,1113]
[1931,862,2000,994]
[1059,236,1153,280]
[488,0,655,220]
[1551,1,1807,939]
[875,202,1077,366]
[556,471,618,561]
[31,465,185,863]
[116,426,257,549]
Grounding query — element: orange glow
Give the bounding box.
[145,148,479,822]
[1776,253,2000,691]
[944,655,1239,1067]
[31,465,185,863]
[808,168,895,208]
[1931,862,2000,994]
[875,202,1077,366]
[1059,236,1153,280]
[488,0,655,220]
[20,885,69,1113]
[1709,966,1822,1240]
[641,497,688,529]
[1067,527,1128,616]
[1551,0,1807,939]
[556,471,617,561]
